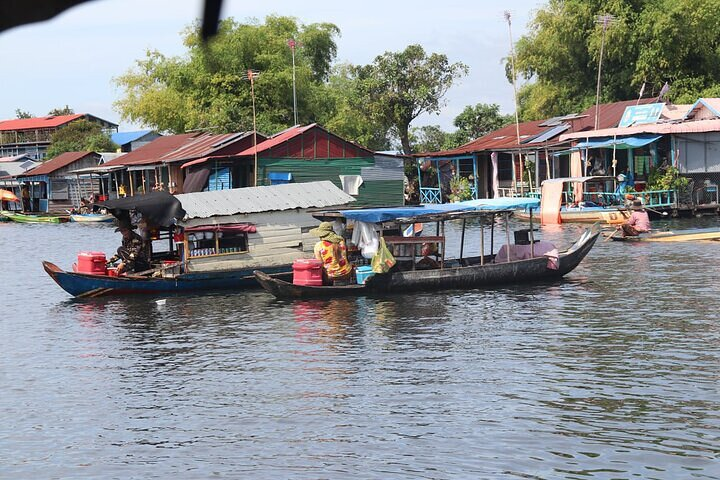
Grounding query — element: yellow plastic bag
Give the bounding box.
[371,237,396,273]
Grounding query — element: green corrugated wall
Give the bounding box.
[258,157,404,207]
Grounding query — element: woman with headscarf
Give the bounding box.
[311,221,353,285]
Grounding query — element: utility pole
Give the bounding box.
[288,39,299,126]
[594,14,616,130]
[242,69,260,186]
[505,11,524,195]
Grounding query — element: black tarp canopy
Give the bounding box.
[99,191,186,228]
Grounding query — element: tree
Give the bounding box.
[322,63,393,151]
[15,109,32,119]
[410,125,452,154]
[451,103,514,145]
[354,44,468,154]
[114,16,340,134]
[46,119,117,158]
[512,0,720,120]
[48,105,74,116]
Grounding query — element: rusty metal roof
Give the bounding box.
[420,99,658,157]
[102,134,199,167]
[19,151,96,176]
[176,180,356,221]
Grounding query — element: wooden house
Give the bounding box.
[232,124,404,207]
[175,181,356,273]
[16,151,101,212]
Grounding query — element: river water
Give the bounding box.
[1,217,719,479]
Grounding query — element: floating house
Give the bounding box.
[175,181,356,273]
[111,130,161,152]
[16,151,101,212]
[234,124,404,206]
[0,114,118,160]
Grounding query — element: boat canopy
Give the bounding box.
[99,191,186,228]
[335,197,540,223]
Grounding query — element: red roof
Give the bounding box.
[237,123,375,157]
[103,132,260,167]
[102,134,198,166]
[0,114,85,131]
[421,98,657,157]
[20,151,96,176]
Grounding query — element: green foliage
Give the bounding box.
[513,0,720,119]
[15,109,32,119]
[647,165,690,191]
[114,16,340,134]
[46,120,118,158]
[409,125,452,153]
[448,176,473,202]
[353,44,468,154]
[48,105,74,116]
[452,103,514,144]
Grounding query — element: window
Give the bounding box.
[186,227,250,257]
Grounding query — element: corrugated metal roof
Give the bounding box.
[177,180,356,220]
[561,118,720,140]
[237,124,317,156]
[0,114,84,131]
[111,130,154,146]
[419,99,658,157]
[102,134,198,166]
[19,151,96,176]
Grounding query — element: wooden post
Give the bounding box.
[459,218,466,263]
[440,220,445,268]
[480,219,485,266]
[505,212,512,262]
[529,209,535,257]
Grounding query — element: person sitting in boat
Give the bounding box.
[78,198,90,214]
[618,199,651,237]
[311,221,354,285]
[107,223,151,275]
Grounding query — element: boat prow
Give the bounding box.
[611,227,720,242]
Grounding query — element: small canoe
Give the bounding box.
[4,212,69,223]
[70,213,115,223]
[611,227,720,242]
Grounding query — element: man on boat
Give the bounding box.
[311,221,354,285]
[618,199,651,237]
[108,222,151,275]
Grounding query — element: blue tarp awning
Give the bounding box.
[339,197,540,223]
[575,135,662,150]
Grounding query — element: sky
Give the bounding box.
[0,0,545,133]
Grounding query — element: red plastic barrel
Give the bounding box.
[75,251,107,275]
[292,258,323,286]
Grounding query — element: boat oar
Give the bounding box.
[644,206,669,216]
[604,228,621,242]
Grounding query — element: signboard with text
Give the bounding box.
[619,103,665,127]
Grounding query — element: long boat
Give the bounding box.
[4,212,69,223]
[515,176,629,225]
[610,227,720,242]
[69,213,115,223]
[43,183,357,297]
[254,198,600,299]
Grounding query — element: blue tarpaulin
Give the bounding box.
[339,197,540,223]
[574,135,662,150]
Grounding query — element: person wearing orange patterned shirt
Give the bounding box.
[311,222,353,285]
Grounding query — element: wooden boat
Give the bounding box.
[516,176,629,225]
[43,183,357,297]
[43,261,293,298]
[69,213,115,223]
[254,198,600,299]
[4,212,69,223]
[610,227,720,242]
[515,205,628,224]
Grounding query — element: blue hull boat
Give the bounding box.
[42,261,292,298]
